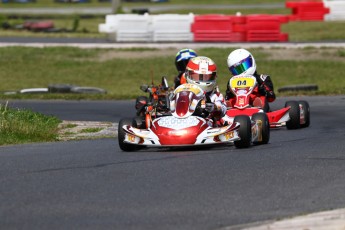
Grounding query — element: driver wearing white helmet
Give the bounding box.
[226,48,276,112]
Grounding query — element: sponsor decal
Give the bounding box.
[260,74,267,82]
[224,131,234,140]
[207,128,221,134]
[157,116,200,129]
[239,98,245,105]
[126,134,136,143]
[174,84,203,96]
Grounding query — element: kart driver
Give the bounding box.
[135,48,197,117]
[174,48,198,89]
[225,48,276,112]
[184,56,227,124]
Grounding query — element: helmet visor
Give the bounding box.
[229,55,253,75]
[188,72,216,82]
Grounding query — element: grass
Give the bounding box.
[80,127,103,133]
[0,46,344,100]
[0,102,61,145]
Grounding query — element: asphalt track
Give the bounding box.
[1,95,345,230]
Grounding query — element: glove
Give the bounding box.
[258,84,267,96]
[205,103,215,113]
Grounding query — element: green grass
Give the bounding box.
[282,21,345,42]
[0,46,344,100]
[0,102,61,145]
[80,127,102,133]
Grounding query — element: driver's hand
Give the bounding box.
[258,84,267,96]
[205,103,215,113]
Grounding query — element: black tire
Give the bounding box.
[285,101,300,129]
[252,112,270,145]
[299,100,310,128]
[234,115,252,148]
[118,118,141,152]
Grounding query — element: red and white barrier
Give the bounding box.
[324,0,345,21]
[98,1,343,42]
[99,13,289,42]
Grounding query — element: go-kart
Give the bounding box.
[224,75,310,137]
[118,83,241,152]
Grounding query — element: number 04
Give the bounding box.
[237,80,247,86]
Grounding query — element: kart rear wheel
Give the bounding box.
[285,101,300,129]
[234,115,252,148]
[252,112,270,145]
[135,96,148,117]
[299,100,310,128]
[118,118,141,152]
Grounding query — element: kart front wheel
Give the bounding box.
[118,118,141,152]
[252,112,270,145]
[285,101,300,130]
[299,100,310,128]
[234,115,252,148]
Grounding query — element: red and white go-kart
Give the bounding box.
[118,84,242,152]
[224,75,310,134]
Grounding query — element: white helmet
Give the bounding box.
[227,48,256,76]
[185,56,217,93]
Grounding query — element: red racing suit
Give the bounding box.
[225,72,276,112]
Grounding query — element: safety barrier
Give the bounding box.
[191,15,246,42]
[245,15,289,42]
[151,13,194,42]
[115,13,152,42]
[324,0,345,21]
[190,14,288,42]
[286,1,330,21]
[99,13,290,42]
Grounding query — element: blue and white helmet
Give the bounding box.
[175,48,198,73]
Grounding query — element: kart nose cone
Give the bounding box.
[175,91,190,118]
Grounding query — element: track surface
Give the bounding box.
[1,96,345,230]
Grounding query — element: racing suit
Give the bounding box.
[174,72,187,89]
[194,86,227,127]
[225,72,276,112]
